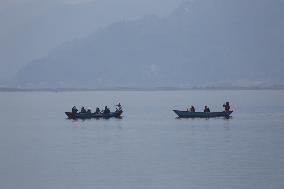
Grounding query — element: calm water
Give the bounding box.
[0,90,284,189]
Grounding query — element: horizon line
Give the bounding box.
[1,86,284,92]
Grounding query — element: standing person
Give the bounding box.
[116,103,122,111]
[223,102,231,112]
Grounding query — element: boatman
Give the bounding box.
[116,103,122,111]
[223,102,231,112]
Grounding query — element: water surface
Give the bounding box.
[0,90,284,189]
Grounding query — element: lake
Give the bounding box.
[0,90,284,189]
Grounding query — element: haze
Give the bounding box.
[0,0,183,81]
[1,0,283,89]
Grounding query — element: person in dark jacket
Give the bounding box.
[104,106,110,114]
[204,106,210,112]
[116,103,122,111]
[190,106,195,112]
[223,102,231,112]
[95,107,100,114]
[72,106,78,113]
[81,106,87,113]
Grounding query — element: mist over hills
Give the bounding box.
[0,0,182,81]
[0,1,99,80]
[15,0,284,89]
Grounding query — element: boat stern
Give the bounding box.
[115,110,123,118]
[225,111,233,118]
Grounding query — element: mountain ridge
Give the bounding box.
[15,0,284,88]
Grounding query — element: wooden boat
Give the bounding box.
[173,110,233,118]
[65,110,123,119]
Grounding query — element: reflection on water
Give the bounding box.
[0,90,284,189]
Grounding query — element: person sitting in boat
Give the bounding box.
[72,106,78,113]
[81,106,87,113]
[190,106,195,112]
[104,106,110,114]
[95,107,101,114]
[204,106,210,112]
[223,102,231,112]
[87,108,92,114]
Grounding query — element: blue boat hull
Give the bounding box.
[173,110,233,118]
[65,110,123,119]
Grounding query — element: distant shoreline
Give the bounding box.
[0,87,284,92]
